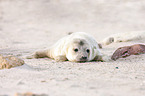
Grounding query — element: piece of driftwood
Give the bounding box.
[111,44,145,60]
[15,92,47,96]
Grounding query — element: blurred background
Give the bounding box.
[0,0,145,49]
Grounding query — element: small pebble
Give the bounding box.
[115,67,119,69]
[41,80,46,82]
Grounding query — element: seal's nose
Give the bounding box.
[79,56,88,62]
[82,56,87,60]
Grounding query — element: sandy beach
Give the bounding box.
[0,0,145,96]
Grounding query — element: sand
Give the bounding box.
[0,0,145,96]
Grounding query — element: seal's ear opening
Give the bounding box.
[68,32,73,35]
[98,43,102,49]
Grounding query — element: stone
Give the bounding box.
[0,55,24,69]
[111,44,145,60]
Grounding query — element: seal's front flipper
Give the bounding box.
[55,55,67,62]
[94,54,111,62]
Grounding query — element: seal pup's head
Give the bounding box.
[66,39,91,62]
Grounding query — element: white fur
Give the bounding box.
[49,32,102,61]
[31,32,109,62]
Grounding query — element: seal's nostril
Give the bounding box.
[82,56,87,60]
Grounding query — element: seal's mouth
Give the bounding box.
[76,58,88,62]
[77,60,87,63]
[73,56,88,62]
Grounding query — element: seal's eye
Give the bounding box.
[74,48,78,52]
[86,49,90,53]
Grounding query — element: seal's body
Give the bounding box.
[31,32,108,62]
